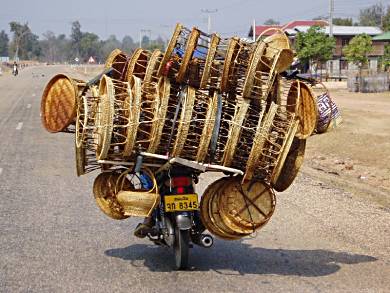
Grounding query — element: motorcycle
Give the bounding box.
[133,155,214,270]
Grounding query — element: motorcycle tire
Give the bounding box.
[174,226,190,270]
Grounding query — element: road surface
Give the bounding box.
[0,65,389,292]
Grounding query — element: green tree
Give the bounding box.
[382,5,390,31]
[101,35,121,60]
[121,35,135,54]
[79,32,100,61]
[333,18,353,26]
[295,26,335,73]
[70,21,82,58]
[9,21,30,60]
[264,19,280,25]
[0,30,9,56]
[343,34,373,68]
[359,4,384,27]
[382,44,390,70]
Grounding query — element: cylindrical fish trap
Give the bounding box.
[206,93,238,165]
[75,140,100,177]
[229,101,265,172]
[104,49,130,81]
[157,24,192,80]
[41,74,86,133]
[128,77,160,154]
[226,40,254,96]
[75,86,100,152]
[75,87,101,177]
[126,48,151,81]
[144,49,163,84]
[176,28,214,88]
[95,75,133,160]
[246,103,298,182]
[220,37,241,93]
[172,87,218,161]
[242,40,278,101]
[154,81,182,156]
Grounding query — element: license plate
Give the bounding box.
[164,194,199,212]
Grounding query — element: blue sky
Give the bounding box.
[0,0,388,40]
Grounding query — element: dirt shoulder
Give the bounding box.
[303,87,390,208]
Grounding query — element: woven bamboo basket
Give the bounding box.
[171,87,218,161]
[154,81,182,156]
[170,86,197,157]
[41,74,86,133]
[272,137,306,191]
[218,176,276,234]
[200,177,247,240]
[226,40,255,96]
[199,36,239,92]
[126,48,151,81]
[221,98,254,167]
[173,28,216,88]
[95,75,132,160]
[157,23,192,80]
[244,103,298,182]
[75,86,100,176]
[242,40,274,100]
[288,80,318,139]
[205,93,238,165]
[220,37,241,93]
[315,82,342,133]
[144,49,163,84]
[229,101,266,173]
[130,75,160,153]
[115,168,160,217]
[104,49,130,81]
[257,28,294,73]
[93,171,131,220]
[75,86,100,150]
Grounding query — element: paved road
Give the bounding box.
[0,65,389,293]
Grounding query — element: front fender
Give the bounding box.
[175,213,192,230]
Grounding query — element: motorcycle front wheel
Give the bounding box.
[174,226,190,270]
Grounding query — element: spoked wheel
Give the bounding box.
[174,226,190,270]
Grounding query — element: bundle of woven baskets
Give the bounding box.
[41,23,324,239]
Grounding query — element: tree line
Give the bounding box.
[264,2,390,30]
[0,21,166,63]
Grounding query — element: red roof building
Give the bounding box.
[248,20,328,38]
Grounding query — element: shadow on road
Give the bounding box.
[105,240,377,276]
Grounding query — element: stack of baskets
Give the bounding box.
[41,23,324,239]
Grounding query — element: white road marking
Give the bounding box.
[0,168,3,175]
[27,104,32,109]
[16,122,23,130]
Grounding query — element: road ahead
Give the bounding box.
[0,65,389,293]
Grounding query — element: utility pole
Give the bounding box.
[201,9,218,34]
[253,19,256,42]
[329,0,334,38]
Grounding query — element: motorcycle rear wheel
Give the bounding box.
[174,227,190,270]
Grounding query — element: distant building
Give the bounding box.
[248,20,328,38]
[248,21,385,75]
[287,25,383,74]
